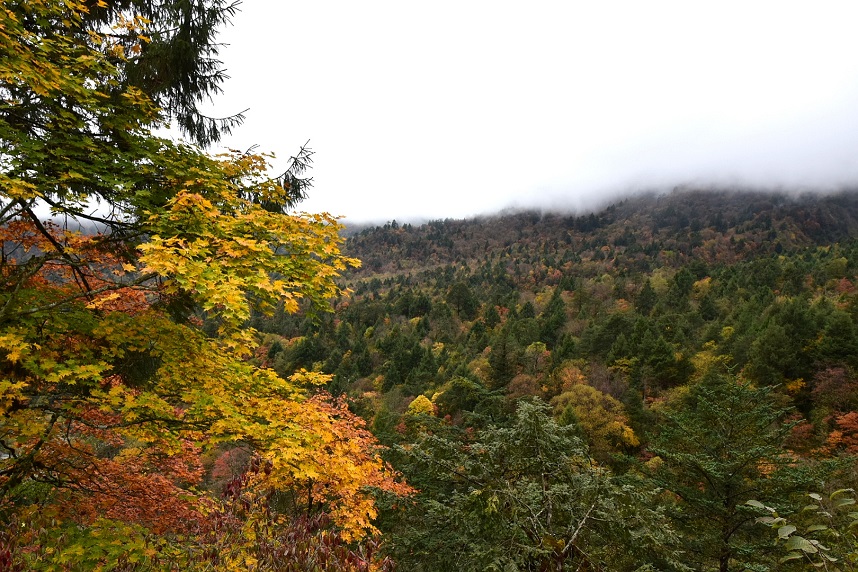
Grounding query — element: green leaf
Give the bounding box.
[779,551,804,563]
[784,535,818,554]
[778,524,797,539]
[805,524,828,533]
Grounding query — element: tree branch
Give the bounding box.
[9,272,158,319]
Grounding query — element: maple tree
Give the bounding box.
[0,0,409,568]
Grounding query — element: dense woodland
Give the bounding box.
[4,1,858,571]
[252,189,858,570]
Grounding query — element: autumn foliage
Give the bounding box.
[0,0,410,569]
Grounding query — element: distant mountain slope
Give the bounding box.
[344,189,858,276]
[255,187,858,469]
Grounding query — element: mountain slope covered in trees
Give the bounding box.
[346,189,858,273]
[266,189,858,421]
[9,0,857,569]
[252,189,858,569]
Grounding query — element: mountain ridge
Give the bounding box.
[343,188,858,277]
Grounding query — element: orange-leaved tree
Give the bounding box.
[0,1,410,569]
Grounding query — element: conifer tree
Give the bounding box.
[386,400,684,571]
[82,0,245,147]
[650,370,827,572]
[539,287,567,347]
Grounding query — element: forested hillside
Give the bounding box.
[5,0,858,569]
[261,189,858,423]
[252,189,858,570]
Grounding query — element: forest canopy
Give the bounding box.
[4,1,858,571]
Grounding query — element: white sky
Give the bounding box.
[200,1,858,223]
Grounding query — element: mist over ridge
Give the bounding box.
[341,183,858,231]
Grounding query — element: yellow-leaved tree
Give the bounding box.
[551,384,639,462]
[0,1,410,569]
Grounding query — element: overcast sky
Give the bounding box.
[200,1,858,223]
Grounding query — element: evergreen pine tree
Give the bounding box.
[650,370,830,572]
